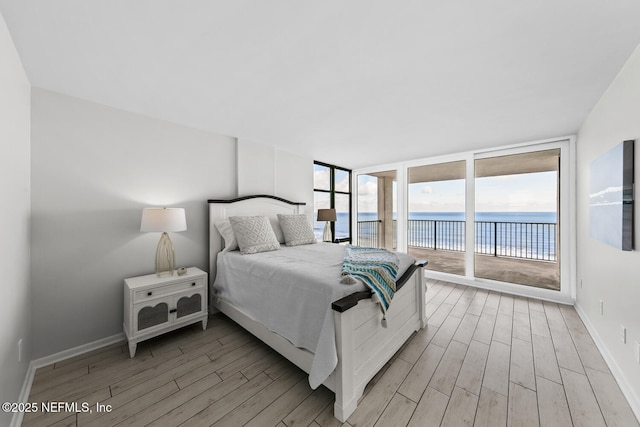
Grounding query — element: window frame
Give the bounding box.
[353,136,575,304]
[314,160,353,243]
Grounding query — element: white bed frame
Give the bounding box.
[208,195,427,422]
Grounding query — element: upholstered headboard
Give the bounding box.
[207,195,306,282]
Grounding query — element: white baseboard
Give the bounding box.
[424,270,575,305]
[31,332,125,369]
[10,361,36,427]
[575,303,640,422]
[10,332,125,427]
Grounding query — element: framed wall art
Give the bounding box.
[589,140,634,251]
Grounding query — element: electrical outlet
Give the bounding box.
[18,338,22,363]
[620,326,627,344]
[599,300,604,315]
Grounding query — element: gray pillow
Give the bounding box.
[268,216,286,244]
[277,214,317,246]
[228,216,281,254]
[214,220,238,252]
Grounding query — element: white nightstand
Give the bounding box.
[123,267,208,357]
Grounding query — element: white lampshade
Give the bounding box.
[140,208,187,232]
[141,207,187,277]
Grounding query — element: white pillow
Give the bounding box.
[228,216,281,254]
[214,220,238,252]
[277,214,317,246]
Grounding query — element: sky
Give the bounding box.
[314,164,558,214]
[357,174,398,214]
[360,171,557,213]
[314,165,350,212]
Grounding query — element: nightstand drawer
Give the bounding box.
[133,277,205,303]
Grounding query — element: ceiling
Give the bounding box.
[2,1,640,169]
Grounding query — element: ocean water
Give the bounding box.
[359,211,556,223]
[315,212,556,235]
[314,212,558,259]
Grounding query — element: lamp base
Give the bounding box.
[322,222,333,243]
[155,232,175,277]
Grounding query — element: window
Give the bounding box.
[474,149,560,290]
[356,170,397,249]
[314,161,352,243]
[405,149,561,290]
[354,138,572,301]
[408,161,466,275]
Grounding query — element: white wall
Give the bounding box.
[576,44,640,414]
[275,149,314,215]
[237,139,275,196]
[31,89,237,358]
[237,138,314,216]
[0,10,31,426]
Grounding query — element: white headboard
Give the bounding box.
[208,195,306,282]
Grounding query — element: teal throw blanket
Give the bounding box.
[341,245,399,315]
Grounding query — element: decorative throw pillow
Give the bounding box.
[277,214,317,246]
[228,216,281,254]
[215,217,284,251]
[214,220,238,252]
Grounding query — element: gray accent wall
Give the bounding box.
[576,44,640,414]
[30,89,314,360]
[0,10,31,427]
[30,89,238,358]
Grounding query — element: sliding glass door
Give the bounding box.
[474,149,560,290]
[353,139,572,299]
[407,161,466,276]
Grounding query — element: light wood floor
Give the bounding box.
[23,279,639,427]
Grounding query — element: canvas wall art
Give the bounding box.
[589,140,634,251]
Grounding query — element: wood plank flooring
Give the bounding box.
[22,279,639,426]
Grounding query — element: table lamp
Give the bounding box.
[317,208,337,242]
[140,207,187,276]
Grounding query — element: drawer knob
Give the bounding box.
[169,308,177,313]
[191,282,196,286]
[147,291,153,296]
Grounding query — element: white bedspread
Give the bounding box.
[213,242,415,388]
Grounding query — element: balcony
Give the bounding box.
[358,219,560,291]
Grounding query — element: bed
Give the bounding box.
[208,195,427,422]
